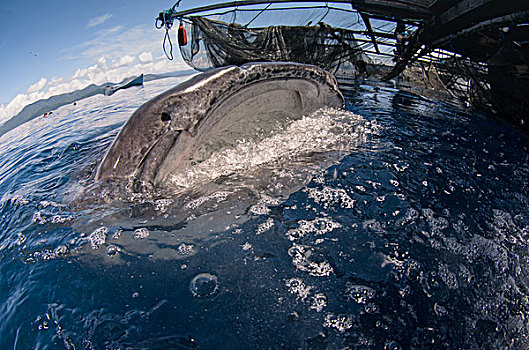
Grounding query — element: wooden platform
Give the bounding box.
[163,0,529,128]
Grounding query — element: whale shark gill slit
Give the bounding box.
[94,62,344,188]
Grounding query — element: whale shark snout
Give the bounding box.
[94,62,344,188]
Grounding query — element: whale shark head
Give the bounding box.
[94,62,344,189]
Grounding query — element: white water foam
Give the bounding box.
[167,107,378,191]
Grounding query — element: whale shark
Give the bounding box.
[94,62,344,188]
[63,62,379,266]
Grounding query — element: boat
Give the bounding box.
[103,74,144,96]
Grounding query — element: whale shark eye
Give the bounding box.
[161,112,171,122]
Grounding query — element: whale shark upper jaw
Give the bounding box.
[94,62,344,188]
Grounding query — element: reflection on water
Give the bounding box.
[0,75,528,349]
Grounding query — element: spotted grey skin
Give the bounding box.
[94,62,344,187]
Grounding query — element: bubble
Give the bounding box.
[35,315,51,331]
[256,218,274,234]
[286,217,342,241]
[249,202,271,215]
[190,273,218,298]
[345,283,376,304]
[305,186,355,210]
[88,227,108,250]
[106,245,120,257]
[362,219,385,234]
[184,191,230,210]
[32,211,47,225]
[112,229,123,240]
[177,243,194,256]
[323,313,354,333]
[309,293,327,312]
[376,195,386,202]
[429,217,449,236]
[16,232,27,246]
[385,340,401,350]
[50,215,73,224]
[10,195,28,205]
[54,245,68,257]
[439,265,459,289]
[364,302,379,314]
[395,208,418,226]
[390,179,400,187]
[286,278,313,301]
[154,198,174,212]
[288,244,334,277]
[133,228,150,239]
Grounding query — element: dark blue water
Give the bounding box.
[1,75,529,349]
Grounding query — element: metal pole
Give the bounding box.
[167,0,430,18]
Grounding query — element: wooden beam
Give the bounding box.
[349,12,423,26]
[381,27,429,80]
[169,1,349,17]
[360,12,381,54]
[428,0,460,12]
[383,5,529,78]
[430,10,529,48]
[426,0,529,41]
[351,0,431,19]
[348,38,397,46]
[330,29,396,40]
[364,50,395,57]
[435,0,494,26]
[167,0,431,19]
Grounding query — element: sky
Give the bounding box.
[0,0,212,122]
[0,0,388,123]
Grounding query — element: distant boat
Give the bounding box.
[104,74,143,96]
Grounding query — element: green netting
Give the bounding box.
[179,16,372,75]
[164,3,529,128]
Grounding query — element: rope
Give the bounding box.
[156,8,176,60]
[171,0,182,11]
[164,28,174,60]
[316,2,330,24]
[244,3,272,28]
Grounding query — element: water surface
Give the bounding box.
[1,74,528,349]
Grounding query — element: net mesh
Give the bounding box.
[169,4,529,127]
[179,16,372,75]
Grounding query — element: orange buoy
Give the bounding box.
[178,25,187,46]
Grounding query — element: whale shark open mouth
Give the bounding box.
[67,62,381,262]
[165,107,373,192]
[94,62,346,190]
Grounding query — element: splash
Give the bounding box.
[167,108,376,191]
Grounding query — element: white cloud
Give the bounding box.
[0,50,190,124]
[87,13,113,28]
[26,78,47,94]
[97,56,107,66]
[61,24,163,63]
[139,51,153,63]
[49,76,64,87]
[0,23,193,123]
[113,55,136,68]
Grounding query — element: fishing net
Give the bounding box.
[414,39,529,125]
[178,15,372,75]
[164,3,529,128]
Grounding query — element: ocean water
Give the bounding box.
[1,73,529,349]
